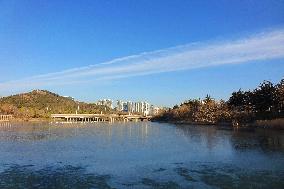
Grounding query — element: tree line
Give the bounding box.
[153,79,284,127]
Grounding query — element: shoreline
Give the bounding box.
[152,119,284,130]
[10,118,51,122]
[3,117,284,130]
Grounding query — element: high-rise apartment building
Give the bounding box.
[116,100,123,111]
[115,100,151,116]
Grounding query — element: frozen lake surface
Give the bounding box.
[0,121,283,188]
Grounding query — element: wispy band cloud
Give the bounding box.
[1,28,284,93]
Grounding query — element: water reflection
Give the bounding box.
[1,122,283,153]
[174,124,232,152]
[231,128,284,151]
[0,122,154,143]
[0,122,12,128]
[175,124,284,152]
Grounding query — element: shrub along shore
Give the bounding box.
[152,79,284,129]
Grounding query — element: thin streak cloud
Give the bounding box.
[1,28,284,93]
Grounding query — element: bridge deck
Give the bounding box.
[0,115,13,122]
[51,114,151,122]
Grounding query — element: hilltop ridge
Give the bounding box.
[0,90,110,119]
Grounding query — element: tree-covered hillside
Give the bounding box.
[0,90,110,118]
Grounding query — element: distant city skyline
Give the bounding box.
[0,0,284,107]
[96,98,161,116]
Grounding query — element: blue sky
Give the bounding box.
[0,0,284,106]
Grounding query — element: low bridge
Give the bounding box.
[51,114,151,123]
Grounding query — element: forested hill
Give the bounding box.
[0,90,110,118]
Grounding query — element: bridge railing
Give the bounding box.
[0,115,13,122]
